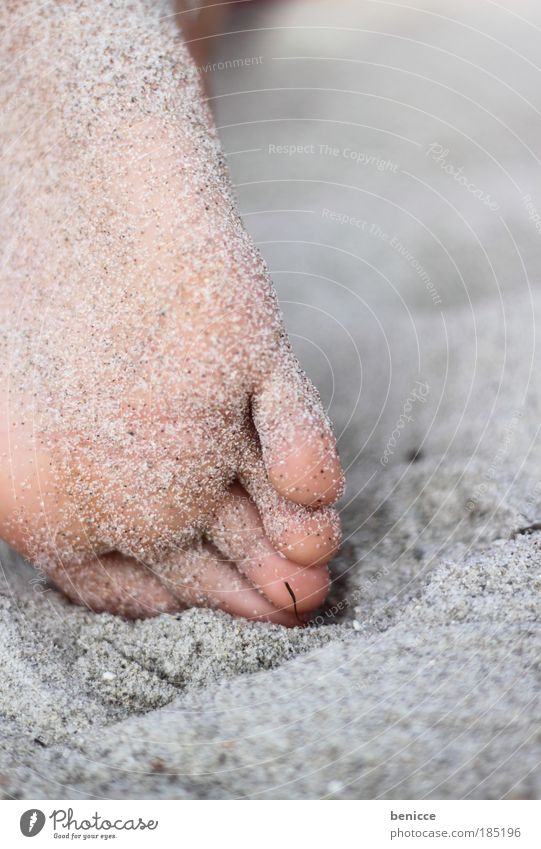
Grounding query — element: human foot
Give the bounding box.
[0,0,344,625]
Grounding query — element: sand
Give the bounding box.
[1,0,541,799]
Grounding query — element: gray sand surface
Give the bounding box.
[1,0,541,798]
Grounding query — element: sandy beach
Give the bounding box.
[1,0,541,799]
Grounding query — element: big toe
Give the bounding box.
[267,436,344,508]
[252,357,345,507]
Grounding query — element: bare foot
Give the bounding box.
[0,0,344,626]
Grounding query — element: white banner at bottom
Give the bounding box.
[2,799,540,848]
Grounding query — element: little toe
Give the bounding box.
[252,356,345,508]
[209,484,330,616]
[47,552,181,619]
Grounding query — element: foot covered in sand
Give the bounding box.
[0,0,344,626]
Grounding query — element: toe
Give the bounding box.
[239,445,341,567]
[209,484,331,616]
[277,511,340,567]
[267,437,344,508]
[252,355,345,508]
[153,541,299,627]
[47,552,181,619]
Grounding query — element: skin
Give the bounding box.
[0,0,344,626]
